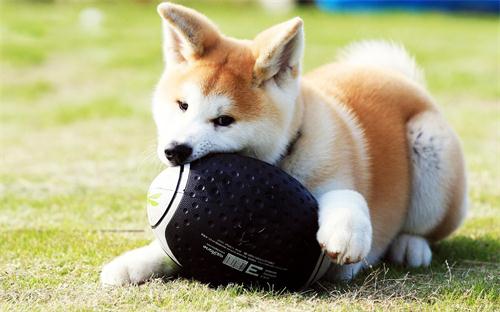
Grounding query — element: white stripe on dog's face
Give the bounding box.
[153,81,244,165]
[182,82,232,121]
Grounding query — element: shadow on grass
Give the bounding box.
[306,235,499,302]
[214,235,499,303]
[432,234,499,263]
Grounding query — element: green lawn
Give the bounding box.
[1,1,498,311]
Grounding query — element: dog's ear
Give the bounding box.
[157,2,220,65]
[252,17,304,86]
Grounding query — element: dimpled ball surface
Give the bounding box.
[150,153,327,290]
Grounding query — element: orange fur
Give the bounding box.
[304,64,435,251]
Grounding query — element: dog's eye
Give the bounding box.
[213,115,235,127]
[177,100,188,112]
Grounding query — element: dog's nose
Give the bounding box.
[164,144,193,165]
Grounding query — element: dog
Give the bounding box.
[100,2,467,286]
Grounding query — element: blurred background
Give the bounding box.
[1,0,498,310]
[1,0,498,228]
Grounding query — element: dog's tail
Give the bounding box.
[338,40,425,86]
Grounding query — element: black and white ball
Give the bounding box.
[147,153,329,290]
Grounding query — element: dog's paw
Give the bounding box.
[100,243,167,287]
[100,257,133,287]
[316,207,372,265]
[389,234,432,267]
[100,241,175,287]
[100,253,154,287]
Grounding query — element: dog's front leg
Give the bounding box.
[100,240,178,286]
[316,189,372,267]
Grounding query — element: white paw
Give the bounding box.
[100,257,133,287]
[389,234,432,267]
[100,254,154,286]
[316,206,372,265]
[100,242,172,287]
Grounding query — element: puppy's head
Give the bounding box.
[153,3,304,166]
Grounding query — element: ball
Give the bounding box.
[146,153,329,290]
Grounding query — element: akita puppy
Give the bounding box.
[101,2,467,286]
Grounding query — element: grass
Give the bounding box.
[0,0,499,311]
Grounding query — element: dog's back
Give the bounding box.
[304,41,467,270]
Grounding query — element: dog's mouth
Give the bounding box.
[166,150,245,167]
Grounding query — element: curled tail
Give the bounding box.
[338,40,425,86]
